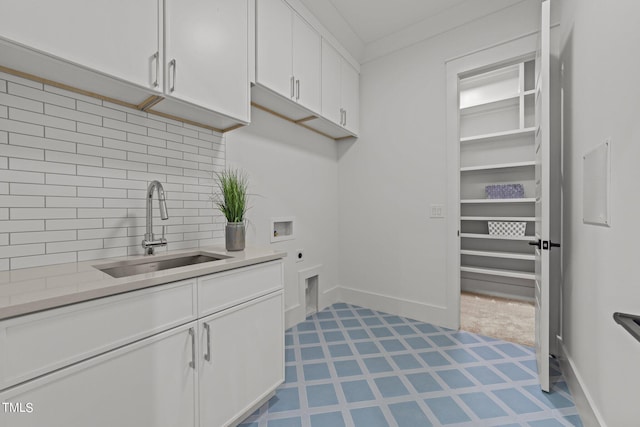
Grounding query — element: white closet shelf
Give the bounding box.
[460,266,536,280]
[460,233,533,241]
[460,161,535,172]
[461,216,536,221]
[460,198,536,204]
[460,94,518,113]
[460,127,536,143]
[460,250,535,261]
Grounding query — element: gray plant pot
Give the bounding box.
[225,222,245,251]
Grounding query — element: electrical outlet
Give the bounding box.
[295,249,304,263]
[430,204,445,218]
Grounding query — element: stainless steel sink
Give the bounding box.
[95,252,231,278]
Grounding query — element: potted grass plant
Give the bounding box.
[213,168,249,251]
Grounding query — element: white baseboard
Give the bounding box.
[558,341,605,427]
[285,303,304,330]
[319,285,340,311]
[339,286,448,326]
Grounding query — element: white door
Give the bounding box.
[292,14,321,113]
[198,292,284,427]
[0,323,197,427]
[321,40,343,125]
[0,0,161,90]
[533,0,552,393]
[164,0,249,121]
[256,0,293,99]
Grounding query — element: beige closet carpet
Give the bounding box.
[460,292,535,347]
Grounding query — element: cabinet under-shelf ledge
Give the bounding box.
[460,265,535,280]
[460,233,533,241]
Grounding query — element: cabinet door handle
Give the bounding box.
[290,76,295,99]
[296,79,300,100]
[339,108,343,125]
[344,109,347,127]
[204,322,211,362]
[169,59,177,93]
[188,327,195,369]
[152,51,159,88]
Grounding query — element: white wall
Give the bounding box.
[559,0,640,425]
[0,71,225,271]
[226,108,340,328]
[337,0,543,325]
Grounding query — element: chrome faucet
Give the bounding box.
[141,180,169,255]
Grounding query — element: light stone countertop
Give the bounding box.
[0,245,286,321]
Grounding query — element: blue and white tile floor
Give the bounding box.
[239,303,582,427]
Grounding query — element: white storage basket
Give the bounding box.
[488,221,526,236]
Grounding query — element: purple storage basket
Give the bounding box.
[485,184,525,199]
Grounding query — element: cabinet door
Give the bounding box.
[256,0,293,99]
[292,15,321,113]
[165,0,249,122]
[341,61,360,135]
[199,292,284,427]
[321,40,343,125]
[0,0,161,91]
[0,323,197,427]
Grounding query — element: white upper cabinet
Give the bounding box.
[341,61,360,135]
[256,0,321,113]
[320,39,342,125]
[320,40,360,135]
[0,0,161,91]
[256,0,294,99]
[160,0,250,123]
[292,14,321,113]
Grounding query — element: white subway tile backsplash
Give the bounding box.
[0,220,44,233]
[9,108,75,131]
[77,247,126,262]
[77,101,126,121]
[0,92,43,113]
[103,158,147,172]
[76,165,126,179]
[46,197,103,208]
[46,173,102,187]
[167,123,198,138]
[0,243,44,258]
[47,239,102,254]
[1,144,44,161]
[11,183,76,197]
[45,104,102,126]
[46,150,102,167]
[103,137,147,154]
[46,127,102,146]
[77,122,125,140]
[1,81,225,270]
[77,144,126,160]
[10,82,76,109]
[0,72,41,89]
[149,128,183,144]
[0,170,44,184]
[10,158,76,174]
[46,218,102,230]
[0,195,45,207]
[0,117,44,136]
[77,228,127,240]
[11,230,77,245]
[10,133,76,153]
[11,208,76,219]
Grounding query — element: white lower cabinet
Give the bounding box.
[0,259,284,427]
[199,291,284,427]
[0,322,198,427]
